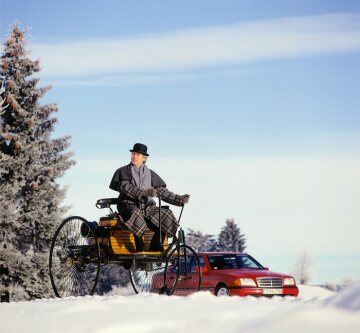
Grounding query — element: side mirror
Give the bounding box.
[263,267,269,271]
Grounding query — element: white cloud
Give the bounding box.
[43,68,267,87]
[45,72,199,87]
[20,13,360,80]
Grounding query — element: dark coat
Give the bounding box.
[109,164,182,238]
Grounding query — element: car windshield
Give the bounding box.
[207,254,263,270]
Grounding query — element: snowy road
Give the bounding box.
[1,284,359,333]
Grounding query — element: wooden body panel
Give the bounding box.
[97,218,169,255]
[110,230,137,254]
[110,229,168,254]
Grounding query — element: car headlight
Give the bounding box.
[234,278,257,287]
[283,278,296,286]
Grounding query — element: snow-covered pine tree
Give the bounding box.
[0,24,75,301]
[186,228,217,252]
[217,219,246,252]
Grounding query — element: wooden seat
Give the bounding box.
[98,212,125,227]
[99,218,120,227]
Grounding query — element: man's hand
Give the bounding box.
[142,188,157,197]
[180,194,190,204]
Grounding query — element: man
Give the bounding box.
[109,143,189,251]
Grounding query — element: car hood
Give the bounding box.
[217,269,292,279]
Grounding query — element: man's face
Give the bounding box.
[131,152,146,166]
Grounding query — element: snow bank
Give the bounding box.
[1,285,359,333]
[324,280,360,311]
[297,284,334,301]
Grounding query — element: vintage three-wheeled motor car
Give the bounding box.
[49,197,202,297]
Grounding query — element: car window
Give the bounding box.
[171,255,205,273]
[207,255,262,270]
[198,256,206,267]
[208,256,237,269]
[190,256,205,272]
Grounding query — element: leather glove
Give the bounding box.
[180,194,190,204]
[142,188,157,197]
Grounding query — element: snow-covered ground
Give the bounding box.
[1,282,359,333]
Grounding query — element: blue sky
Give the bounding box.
[1,0,360,284]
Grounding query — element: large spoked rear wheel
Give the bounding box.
[49,216,101,297]
[129,261,169,294]
[163,244,202,296]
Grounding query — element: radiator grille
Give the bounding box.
[256,277,283,288]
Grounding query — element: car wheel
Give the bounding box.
[215,284,229,296]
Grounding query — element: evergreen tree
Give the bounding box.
[0,24,75,301]
[186,228,217,252]
[217,219,246,252]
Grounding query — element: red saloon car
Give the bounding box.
[196,252,299,297]
[152,252,299,297]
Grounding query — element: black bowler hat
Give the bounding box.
[130,143,149,156]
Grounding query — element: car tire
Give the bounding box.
[215,284,229,296]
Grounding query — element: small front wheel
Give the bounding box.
[49,216,101,297]
[129,261,167,294]
[163,244,202,296]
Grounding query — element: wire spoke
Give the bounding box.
[49,217,100,297]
